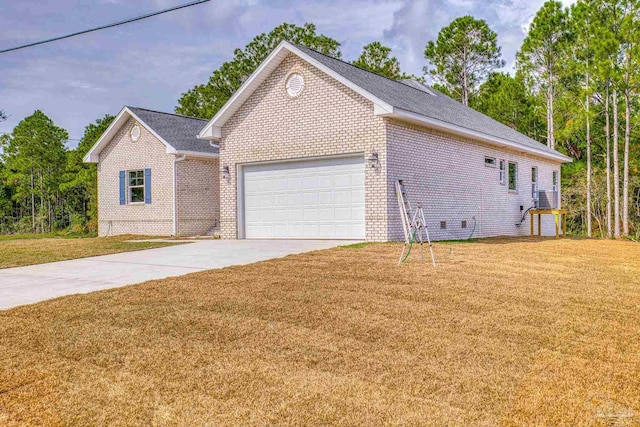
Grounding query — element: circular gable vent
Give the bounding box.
[130,125,141,142]
[286,73,304,97]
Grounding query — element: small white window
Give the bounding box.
[128,170,145,203]
[552,170,558,191]
[484,156,496,167]
[499,160,505,185]
[532,167,538,198]
[508,162,518,192]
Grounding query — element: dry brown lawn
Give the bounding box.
[1,237,639,426]
[0,235,184,268]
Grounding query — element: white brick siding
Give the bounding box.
[176,158,219,236]
[386,120,561,240]
[97,118,174,236]
[97,118,219,237]
[219,54,388,241]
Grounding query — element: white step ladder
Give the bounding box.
[396,180,436,266]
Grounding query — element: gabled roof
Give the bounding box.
[198,41,571,163]
[83,106,218,163]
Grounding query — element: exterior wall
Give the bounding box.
[219,53,388,241]
[386,119,562,241]
[176,158,220,236]
[97,118,174,236]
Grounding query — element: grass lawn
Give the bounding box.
[1,237,639,425]
[0,235,184,268]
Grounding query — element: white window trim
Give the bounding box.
[508,161,518,192]
[484,156,497,168]
[552,170,559,191]
[532,166,538,198]
[127,169,145,205]
[499,159,506,185]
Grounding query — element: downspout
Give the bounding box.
[173,154,186,236]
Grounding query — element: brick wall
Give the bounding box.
[97,118,174,236]
[386,120,562,240]
[176,158,219,236]
[219,54,388,241]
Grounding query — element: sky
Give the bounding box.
[0,0,575,148]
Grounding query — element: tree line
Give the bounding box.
[1,0,638,238]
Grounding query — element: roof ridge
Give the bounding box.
[126,106,208,122]
[288,42,438,98]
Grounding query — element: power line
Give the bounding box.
[0,0,211,54]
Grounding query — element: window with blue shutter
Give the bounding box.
[119,171,126,205]
[144,168,151,204]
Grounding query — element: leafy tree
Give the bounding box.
[517,1,571,150]
[472,72,542,138]
[176,23,341,119]
[424,16,505,106]
[0,110,68,233]
[352,42,409,80]
[61,114,115,231]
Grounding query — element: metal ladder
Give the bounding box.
[396,180,436,266]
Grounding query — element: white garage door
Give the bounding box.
[242,156,365,239]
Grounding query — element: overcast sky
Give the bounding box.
[0,0,574,147]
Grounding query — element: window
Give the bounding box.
[484,156,496,167]
[499,160,505,185]
[552,171,558,191]
[461,220,467,229]
[532,166,538,198]
[440,221,447,229]
[128,170,145,203]
[508,162,518,191]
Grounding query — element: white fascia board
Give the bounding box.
[83,106,178,162]
[198,40,394,141]
[379,107,573,163]
[173,150,219,159]
[83,106,129,163]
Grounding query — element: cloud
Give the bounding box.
[0,0,573,141]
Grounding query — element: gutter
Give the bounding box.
[172,154,187,236]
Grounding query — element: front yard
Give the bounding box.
[1,238,639,425]
[0,234,183,268]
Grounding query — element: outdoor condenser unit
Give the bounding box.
[535,190,558,209]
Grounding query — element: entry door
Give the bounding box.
[242,156,365,239]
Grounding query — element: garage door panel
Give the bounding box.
[243,156,365,239]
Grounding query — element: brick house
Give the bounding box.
[85,41,571,240]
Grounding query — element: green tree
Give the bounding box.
[176,23,341,119]
[0,110,68,233]
[352,42,408,80]
[61,114,115,231]
[424,16,505,106]
[517,1,571,150]
[472,72,542,138]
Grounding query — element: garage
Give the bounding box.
[241,156,365,239]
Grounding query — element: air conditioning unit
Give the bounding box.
[535,190,558,209]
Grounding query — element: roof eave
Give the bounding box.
[378,107,573,163]
[174,150,219,159]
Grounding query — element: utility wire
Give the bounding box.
[0,0,211,54]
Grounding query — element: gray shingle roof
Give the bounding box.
[293,44,562,157]
[127,107,218,155]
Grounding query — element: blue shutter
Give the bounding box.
[144,168,151,204]
[119,171,126,205]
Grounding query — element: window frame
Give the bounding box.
[508,161,518,192]
[552,170,559,191]
[499,160,506,185]
[531,166,538,198]
[484,156,497,168]
[127,169,145,204]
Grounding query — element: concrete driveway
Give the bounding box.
[0,239,359,310]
